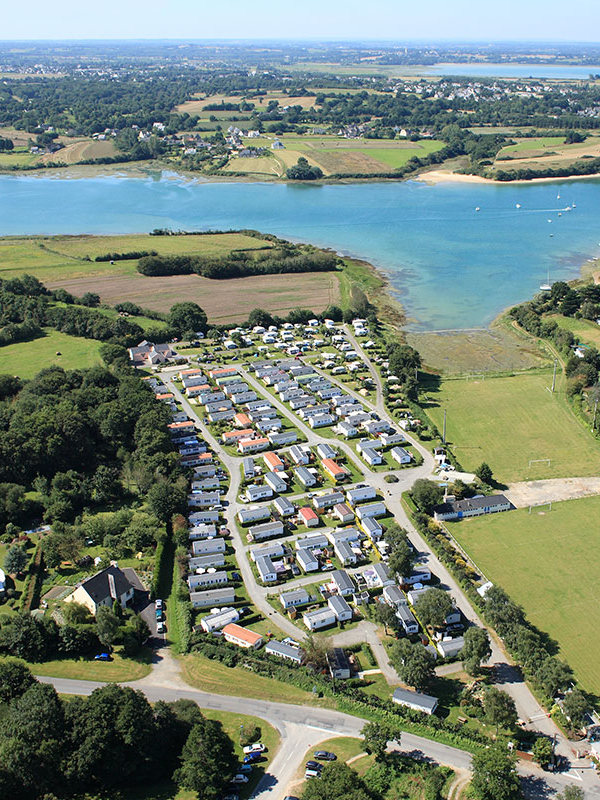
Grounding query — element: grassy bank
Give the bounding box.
[0,329,103,378]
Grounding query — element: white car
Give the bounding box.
[231,774,249,784]
[243,742,266,755]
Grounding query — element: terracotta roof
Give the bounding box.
[222,623,263,645]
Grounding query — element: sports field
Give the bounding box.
[451,496,600,694]
[425,371,600,482]
[0,329,102,378]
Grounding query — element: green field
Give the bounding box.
[357,141,445,168]
[0,232,272,282]
[30,650,152,682]
[424,371,600,482]
[550,314,600,349]
[499,136,564,155]
[451,496,600,695]
[0,329,103,378]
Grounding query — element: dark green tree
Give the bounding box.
[483,688,517,735]
[460,626,492,676]
[475,462,493,484]
[389,640,435,691]
[174,717,237,799]
[414,588,454,629]
[470,745,521,800]
[95,606,120,649]
[531,736,554,769]
[168,302,208,335]
[301,761,371,800]
[4,544,28,576]
[410,479,444,515]
[362,721,395,761]
[562,689,588,729]
[0,658,36,703]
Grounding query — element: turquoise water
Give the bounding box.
[421,63,600,80]
[1,173,600,330]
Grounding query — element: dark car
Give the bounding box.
[232,571,241,582]
[94,653,112,661]
[291,565,300,576]
[305,761,322,771]
[243,752,262,764]
[314,751,337,761]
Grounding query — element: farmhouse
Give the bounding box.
[129,341,178,366]
[392,687,438,715]
[223,623,263,650]
[65,565,135,616]
[433,494,511,521]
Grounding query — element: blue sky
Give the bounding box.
[2,0,600,41]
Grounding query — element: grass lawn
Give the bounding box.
[498,136,565,155]
[360,141,445,169]
[27,648,153,682]
[306,735,366,763]
[0,328,102,378]
[424,371,600,482]
[550,314,600,349]
[451,496,600,695]
[179,653,333,707]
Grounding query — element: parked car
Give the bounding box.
[155,609,163,621]
[231,774,249,785]
[305,761,322,771]
[157,622,166,634]
[243,743,266,755]
[94,653,112,661]
[239,764,252,774]
[155,599,163,609]
[314,751,337,761]
[243,752,262,764]
[304,769,321,779]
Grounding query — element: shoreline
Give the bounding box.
[3,159,600,188]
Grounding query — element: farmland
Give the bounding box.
[0,329,103,378]
[424,371,600,482]
[492,134,600,173]
[549,314,600,349]
[451,496,600,694]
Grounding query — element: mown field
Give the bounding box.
[493,135,600,173]
[424,371,600,482]
[1,329,103,378]
[451,496,600,695]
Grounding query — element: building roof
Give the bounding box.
[331,569,355,591]
[280,588,310,603]
[435,494,511,515]
[328,595,352,615]
[266,640,302,660]
[322,458,347,475]
[327,647,351,672]
[299,506,318,521]
[392,687,438,713]
[222,623,263,645]
[77,565,133,605]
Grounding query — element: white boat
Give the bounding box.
[557,192,561,199]
[516,203,521,209]
[475,207,480,212]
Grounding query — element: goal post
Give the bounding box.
[528,458,551,469]
[529,501,553,514]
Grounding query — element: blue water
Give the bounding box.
[1,173,600,330]
[421,63,600,80]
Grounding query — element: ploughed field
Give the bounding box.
[0,232,341,323]
[451,496,600,695]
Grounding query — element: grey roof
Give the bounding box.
[280,588,310,604]
[392,687,438,713]
[79,566,133,605]
[435,494,511,515]
[266,641,303,661]
[327,647,351,672]
[328,595,352,615]
[331,569,355,591]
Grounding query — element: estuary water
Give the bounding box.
[1,173,600,330]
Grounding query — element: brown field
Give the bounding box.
[176,92,317,116]
[39,138,117,165]
[222,155,282,176]
[46,271,341,323]
[305,149,390,174]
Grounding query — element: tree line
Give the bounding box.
[0,662,237,800]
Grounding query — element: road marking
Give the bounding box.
[305,724,347,735]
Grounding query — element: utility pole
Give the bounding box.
[551,359,557,393]
[443,409,447,445]
[593,398,598,432]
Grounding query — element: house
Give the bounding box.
[189,553,225,570]
[437,636,465,659]
[128,340,178,366]
[334,540,357,566]
[296,547,319,572]
[298,506,319,527]
[356,502,387,520]
[327,648,351,679]
[391,446,412,465]
[433,494,511,522]
[245,484,274,503]
[238,437,270,454]
[322,459,349,483]
[249,542,285,562]
[333,502,354,523]
[187,570,229,590]
[191,537,226,555]
[200,607,239,633]
[190,587,236,608]
[238,504,271,525]
[243,457,256,480]
[248,520,284,542]
[399,568,431,587]
[316,443,337,460]
[309,413,336,429]
[265,640,303,664]
[188,491,220,509]
[370,562,394,588]
[268,431,298,446]
[256,555,278,583]
[346,485,376,506]
[380,431,406,447]
[361,517,383,541]
[263,452,284,472]
[303,607,336,631]
[362,448,383,466]
[188,523,217,540]
[223,429,254,445]
[296,532,329,550]
[265,471,287,493]
[280,588,311,609]
[312,491,344,511]
[330,569,355,596]
[328,595,353,622]
[392,687,438,715]
[296,467,317,488]
[335,420,359,438]
[289,444,310,465]
[65,565,135,616]
[273,496,295,517]
[223,623,263,649]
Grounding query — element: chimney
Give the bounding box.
[108,572,117,601]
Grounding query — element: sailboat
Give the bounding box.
[557,192,561,200]
[540,266,552,291]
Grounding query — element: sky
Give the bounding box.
[2,0,600,42]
